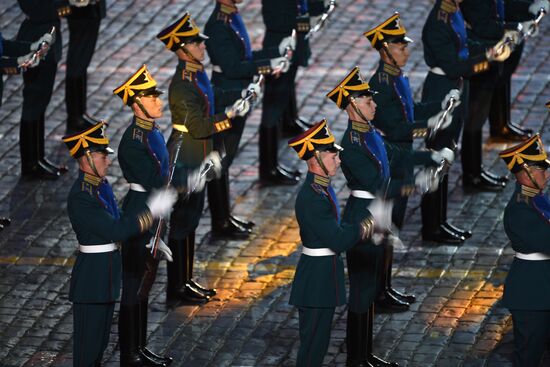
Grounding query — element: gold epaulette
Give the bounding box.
[440,0,458,13]
[57,5,71,17]
[313,174,330,187]
[473,61,490,73]
[257,64,272,75]
[412,128,428,139]
[521,185,540,198]
[135,117,154,131]
[360,216,374,241]
[137,211,154,233]
[217,4,236,22]
[437,10,450,23]
[173,124,189,133]
[2,67,18,75]
[382,63,401,76]
[296,21,310,33]
[351,121,372,133]
[214,119,232,133]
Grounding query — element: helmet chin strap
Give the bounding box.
[180,44,200,64]
[85,150,101,178]
[314,150,329,176]
[349,96,372,124]
[134,96,153,120]
[382,41,399,67]
[522,164,543,191]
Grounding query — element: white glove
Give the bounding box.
[146,187,177,218]
[529,0,549,15]
[30,32,54,52]
[17,52,40,70]
[441,89,461,110]
[225,98,250,118]
[187,169,206,193]
[201,151,223,182]
[241,82,262,101]
[145,239,173,262]
[415,168,440,193]
[69,0,90,7]
[427,109,454,130]
[521,20,539,37]
[431,147,455,164]
[367,198,393,232]
[486,34,513,62]
[387,231,404,249]
[278,35,296,55]
[270,57,291,73]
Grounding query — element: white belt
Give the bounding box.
[79,243,119,253]
[515,252,550,261]
[302,246,336,256]
[129,183,147,192]
[430,67,446,76]
[212,65,222,73]
[350,190,375,199]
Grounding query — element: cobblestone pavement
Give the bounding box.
[1,0,549,366]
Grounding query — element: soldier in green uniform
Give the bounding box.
[204,0,300,212]
[326,66,401,367]
[488,0,546,141]
[499,133,550,367]
[260,0,326,136]
[420,0,499,243]
[61,120,176,367]
[288,119,386,367]
[156,12,250,304]
[363,13,458,311]
[114,65,203,367]
[0,30,48,230]
[459,0,524,190]
[16,0,68,180]
[65,0,107,133]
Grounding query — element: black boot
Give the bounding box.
[422,176,466,243]
[120,304,162,367]
[482,167,508,183]
[166,236,209,305]
[39,114,67,174]
[185,232,216,297]
[489,77,531,141]
[374,243,409,313]
[259,126,300,186]
[382,243,415,305]
[461,131,505,191]
[139,300,172,366]
[66,75,93,134]
[346,311,372,367]
[280,87,311,137]
[208,174,253,239]
[439,175,472,239]
[367,306,398,367]
[20,119,60,180]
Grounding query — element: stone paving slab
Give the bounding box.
[0,0,549,366]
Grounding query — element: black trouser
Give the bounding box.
[66,15,101,78]
[261,64,298,128]
[510,309,550,367]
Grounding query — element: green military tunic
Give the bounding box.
[502,183,550,366]
[205,1,281,165]
[290,172,364,367]
[369,61,440,227]
[166,59,237,239]
[118,116,187,304]
[340,120,416,313]
[67,171,149,367]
